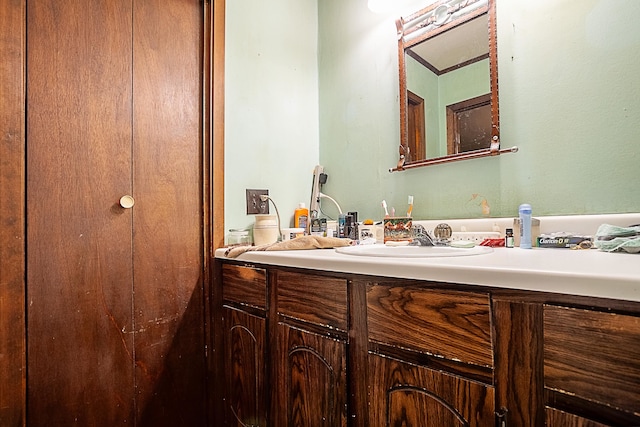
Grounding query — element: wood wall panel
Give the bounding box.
[0,0,26,425]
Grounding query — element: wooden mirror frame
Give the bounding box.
[391,0,516,172]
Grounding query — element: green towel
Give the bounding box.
[594,224,640,254]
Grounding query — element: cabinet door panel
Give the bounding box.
[546,407,611,427]
[276,324,347,427]
[277,271,347,331]
[544,305,640,414]
[223,264,267,309]
[369,354,495,427]
[223,308,267,427]
[367,284,492,367]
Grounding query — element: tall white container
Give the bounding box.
[253,214,279,245]
[519,204,532,249]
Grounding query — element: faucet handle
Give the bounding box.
[433,223,452,244]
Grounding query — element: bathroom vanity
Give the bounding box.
[212,246,640,426]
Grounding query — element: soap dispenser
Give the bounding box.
[294,202,309,232]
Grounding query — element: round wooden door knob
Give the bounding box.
[119,195,135,209]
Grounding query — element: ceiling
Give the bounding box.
[408,14,489,74]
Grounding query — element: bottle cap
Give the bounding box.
[298,202,306,208]
[518,203,532,214]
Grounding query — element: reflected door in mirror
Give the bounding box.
[408,90,426,162]
[446,93,491,154]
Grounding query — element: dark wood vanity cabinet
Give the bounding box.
[213,260,640,427]
[544,305,640,426]
[222,308,268,426]
[275,324,347,426]
[217,265,348,427]
[219,264,269,426]
[366,284,496,426]
[368,354,495,426]
[274,270,349,426]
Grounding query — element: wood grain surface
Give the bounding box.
[545,305,640,415]
[223,264,267,309]
[546,407,610,427]
[275,323,347,427]
[223,307,267,426]
[0,0,26,424]
[367,283,493,367]
[25,1,206,425]
[277,271,348,331]
[368,353,495,426]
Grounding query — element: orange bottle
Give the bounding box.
[294,202,309,232]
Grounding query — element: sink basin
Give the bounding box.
[335,244,493,258]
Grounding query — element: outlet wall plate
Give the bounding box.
[246,189,269,214]
[450,231,501,242]
[414,213,640,238]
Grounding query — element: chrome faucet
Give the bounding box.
[409,223,452,246]
[409,224,435,246]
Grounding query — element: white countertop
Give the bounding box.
[215,245,640,303]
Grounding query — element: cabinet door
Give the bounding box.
[223,307,268,427]
[369,354,495,426]
[275,324,347,427]
[544,305,640,425]
[546,408,611,427]
[26,1,204,425]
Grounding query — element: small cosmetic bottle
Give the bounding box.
[337,214,346,238]
[505,228,514,248]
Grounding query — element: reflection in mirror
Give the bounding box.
[391,0,517,172]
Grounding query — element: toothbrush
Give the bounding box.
[406,195,414,217]
[381,200,390,218]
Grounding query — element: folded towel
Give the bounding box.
[594,224,640,253]
[224,235,354,258]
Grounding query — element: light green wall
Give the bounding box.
[226,0,640,231]
[224,0,319,233]
[406,55,440,157]
[437,58,489,155]
[407,56,489,158]
[319,0,640,221]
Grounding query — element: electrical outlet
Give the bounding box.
[246,189,269,214]
[450,231,501,242]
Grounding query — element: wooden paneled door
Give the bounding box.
[26,1,206,426]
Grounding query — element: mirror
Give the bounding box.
[392,0,516,172]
